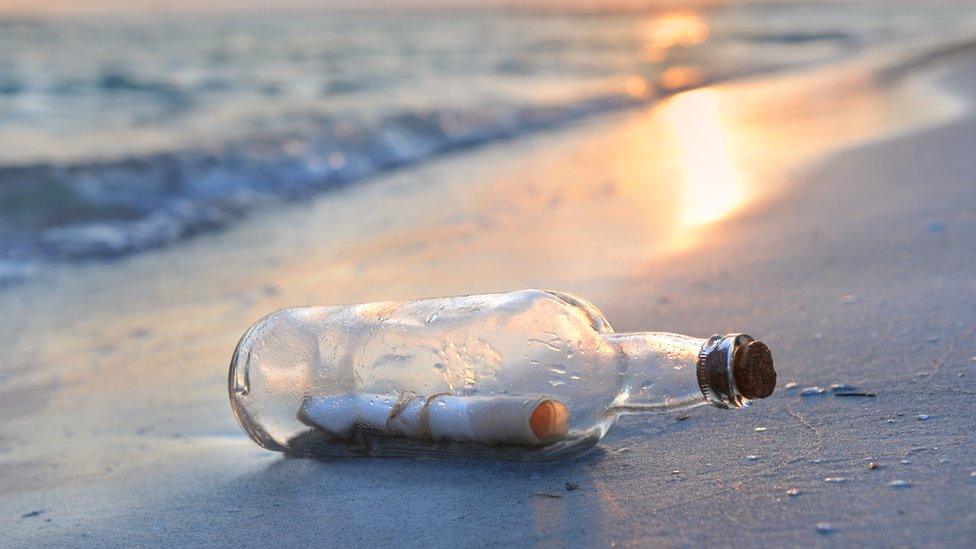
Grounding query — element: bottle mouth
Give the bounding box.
[697,334,776,408]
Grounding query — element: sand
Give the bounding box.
[1,46,975,546]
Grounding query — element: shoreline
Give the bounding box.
[3,27,976,274]
[4,33,968,297]
[2,36,976,545]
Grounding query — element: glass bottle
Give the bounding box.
[229,289,775,461]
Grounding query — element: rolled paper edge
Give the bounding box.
[529,399,570,442]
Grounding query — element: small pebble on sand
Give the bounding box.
[816,522,834,534]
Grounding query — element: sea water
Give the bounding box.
[1,3,975,267]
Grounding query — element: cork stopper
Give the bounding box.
[732,340,776,399]
[529,399,570,442]
[697,334,776,408]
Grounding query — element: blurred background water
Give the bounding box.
[2,2,976,270]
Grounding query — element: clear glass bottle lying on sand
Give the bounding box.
[229,289,776,461]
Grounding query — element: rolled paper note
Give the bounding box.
[299,392,570,446]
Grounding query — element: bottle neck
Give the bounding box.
[603,332,759,414]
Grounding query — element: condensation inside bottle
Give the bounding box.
[229,289,773,460]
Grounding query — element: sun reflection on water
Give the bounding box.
[661,88,746,227]
[645,11,710,61]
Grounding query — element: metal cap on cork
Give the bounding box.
[697,334,776,408]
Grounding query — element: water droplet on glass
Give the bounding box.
[549,367,566,375]
[829,383,849,392]
[801,386,825,396]
[816,522,834,534]
[867,462,879,470]
[754,427,767,432]
[824,477,848,483]
[746,455,760,462]
[786,488,801,497]
[917,414,930,421]
[671,470,680,475]
[784,382,798,390]
[889,480,910,488]
[901,459,911,465]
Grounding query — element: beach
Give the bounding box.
[2,19,976,547]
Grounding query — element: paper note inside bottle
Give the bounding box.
[299,392,570,446]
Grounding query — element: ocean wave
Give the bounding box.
[4,4,975,269]
[738,31,858,45]
[0,93,644,261]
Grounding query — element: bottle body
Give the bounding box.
[229,289,774,460]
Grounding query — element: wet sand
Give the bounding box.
[1,47,975,545]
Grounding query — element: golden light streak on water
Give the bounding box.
[661,89,746,227]
[645,10,710,61]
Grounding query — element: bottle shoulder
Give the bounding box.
[537,290,614,334]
